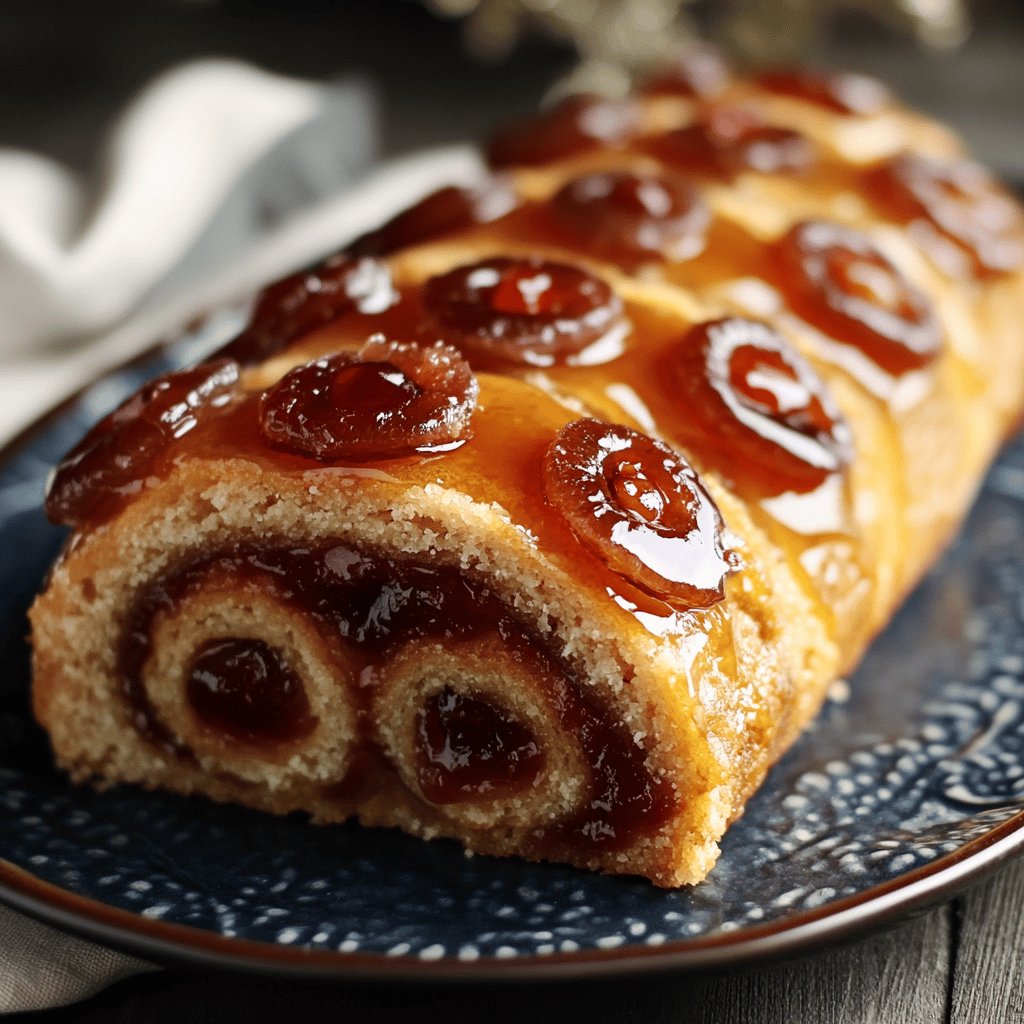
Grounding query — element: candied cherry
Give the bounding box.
[486,94,639,169]
[776,220,941,375]
[867,153,1024,279]
[220,256,397,365]
[671,317,852,495]
[422,256,627,367]
[550,170,711,265]
[753,68,890,116]
[258,336,478,461]
[415,688,544,803]
[543,418,737,607]
[45,359,240,527]
[187,638,317,745]
[645,105,815,178]
[641,45,731,99]
[349,178,518,257]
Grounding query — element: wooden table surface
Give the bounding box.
[2,3,1023,1020]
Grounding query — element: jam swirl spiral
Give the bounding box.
[867,154,1024,279]
[258,337,478,461]
[776,220,942,375]
[543,418,737,607]
[669,317,853,496]
[422,256,628,367]
[45,360,240,528]
[753,69,891,116]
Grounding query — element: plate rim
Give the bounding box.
[2,341,1024,982]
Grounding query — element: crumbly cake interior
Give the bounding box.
[30,57,1024,886]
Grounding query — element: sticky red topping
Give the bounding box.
[867,154,1024,279]
[543,418,737,606]
[670,318,852,495]
[644,105,815,178]
[753,69,891,115]
[258,338,478,461]
[550,170,711,265]
[348,179,518,257]
[486,94,639,169]
[423,256,627,367]
[776,220,942,374]
[45,360,240,527]
[642,46,732,99]
[220,256,397,365]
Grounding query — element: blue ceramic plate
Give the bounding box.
[1,321,1023,980]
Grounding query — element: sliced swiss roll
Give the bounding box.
[30,55,1024,886]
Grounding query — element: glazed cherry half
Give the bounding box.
[258,337,478,461]
[45,359,240,528]
[543,418,738,607]
[423,256,628,367]
[348,178,518,258]
[776,220,942,376]
[867,153,1024,280]
[550,170,711,266]
[220,256,397,366]
[670,318,853,496]
[486,94,639,169]
[644,106,815,179]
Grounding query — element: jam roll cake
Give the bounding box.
[30,61,1024,886]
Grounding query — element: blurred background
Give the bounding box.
[2,0,1022,179]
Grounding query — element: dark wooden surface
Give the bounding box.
[2,2,1023,1020]
[10,856,1023,1023]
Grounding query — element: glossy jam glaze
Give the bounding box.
[421,256,628,368]
[186,638,317,744]
[121,543,677,850]
[549,170,711,266]
[219,257,398,366]
[753,69,891,116]
[866,154,1024,279]
[775,220,942,376]
[486,94,639,169]
[258,337,479,460]
[543,418,738,606]
[667,318,854,496]
[643,106,816,179]
[415,688,544,803]
[348,179,519,258]
[45,360,241,528]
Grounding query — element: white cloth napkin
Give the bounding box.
[0,59,483,1011]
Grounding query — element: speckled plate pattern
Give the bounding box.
[1,320,1023,980]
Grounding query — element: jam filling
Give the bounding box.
[258,337,479,460]
[866,154,1024,279]
[422,256,628,368]
[641,46,732,99]
[543,418,739,606]
[415,688,544,803]
[775,220,941,375]
[644,106,816,179]
[486,94,639,169]
[549,170,711,266]
[186,638,317,744]
[667,317,853,496]
[120,542,677,851]
[219,256,398,366]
